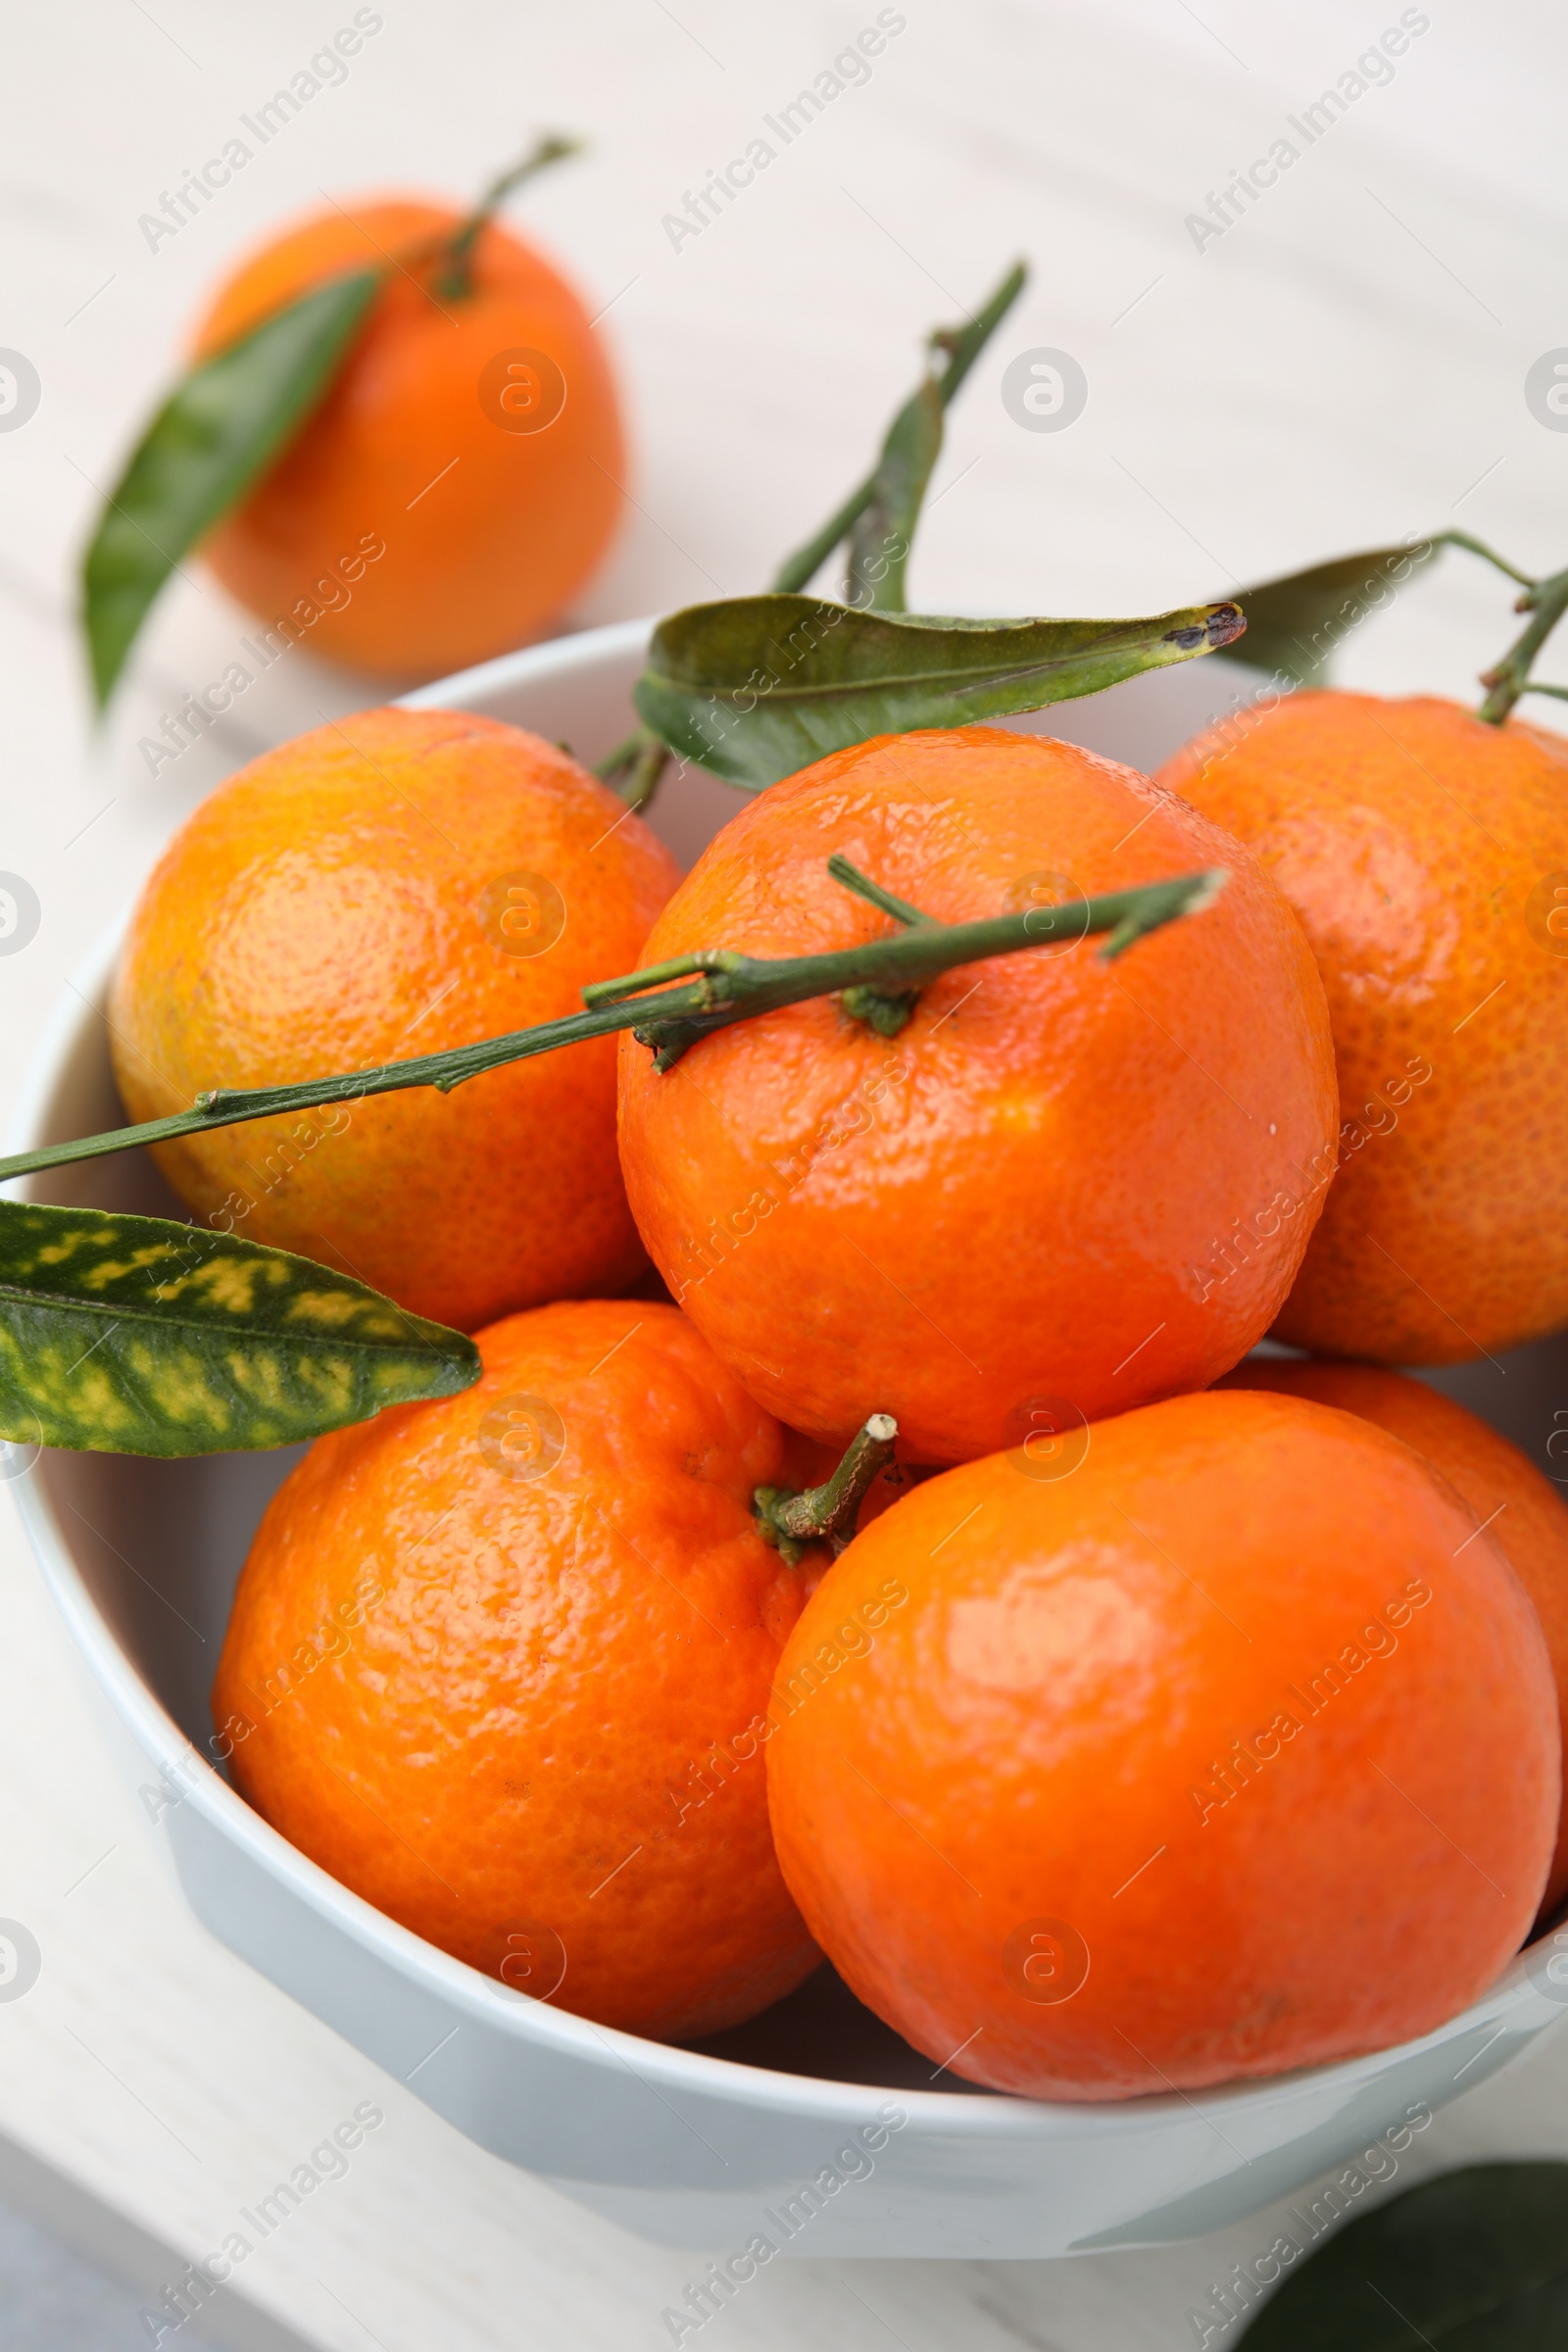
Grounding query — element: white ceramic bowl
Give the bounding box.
[10,621,1568,2258]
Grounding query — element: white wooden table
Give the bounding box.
[3,3,1568,2344]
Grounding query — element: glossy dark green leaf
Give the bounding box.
[633,593,1247,788]
[1240,2162,1568,2347]
[847,375,943,612]
[1227,542,1440,684]
[0,1200,477,1456]
[82,269,380,708]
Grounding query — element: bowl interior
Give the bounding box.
[22,634,1568,2100]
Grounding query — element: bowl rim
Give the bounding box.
[6,616,1559,2144]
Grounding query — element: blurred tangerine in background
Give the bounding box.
[190,191,624,675]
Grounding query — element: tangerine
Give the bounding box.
[111,706,679,1329]
[191,197,623,674]
[765,1388,1556,2097]
[616,725,1338,1463]
[213,1300,825,2038]
[1218,1355,1568,1915]
[1156,692,1568,1362]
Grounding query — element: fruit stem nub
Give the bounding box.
[829,855,936,1035]
[755,1413,899,1565]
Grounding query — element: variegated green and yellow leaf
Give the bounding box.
[0,1200,478,1456]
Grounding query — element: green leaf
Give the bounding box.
[847,375,944,612]
[81,268,381,708]
[633,593,1247,789]
[0,1200,477,1457]
[1227,542,1440,684]
[1240,2162,1568,2347]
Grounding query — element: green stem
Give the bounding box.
[0,861,1224,1186]
[772,480,883,608]
[614,264,1028,806]
[582,949,746,1005]
[595,727,645,778]
[830,855,931,1031]
[770,261,1028,596]
[432,135,582,300]
[1477,564,1568,725]
[824,854,933,928]
[927,260,1032,408]
[1432,531,1568,724]
[755,1413,898,1564]
[1436,530,1539,590]
[594,725,671,810]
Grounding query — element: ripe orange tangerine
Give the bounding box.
[1157,691,1568,1363]
[111,707,679,1330]
[190,196,624,675]
[765,1388,1556,2097]
[1218,1355,1568,1916]
[617,725,1339,1463]
[213,1300,826,2039]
